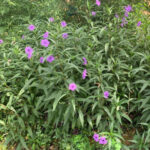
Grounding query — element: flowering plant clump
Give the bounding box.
[1,0,150,149]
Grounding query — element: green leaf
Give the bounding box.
[18,117,25,129]
[0,120,5,126]
[78,109,84,127]
[87,115,93,128]
[121,112,132,123]
[96,114,101,127]
[105,43,109,53]
[23,103,28,116]
[52,91,66,111]
[20,136,28,150]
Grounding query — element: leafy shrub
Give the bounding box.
[0,0,150,149]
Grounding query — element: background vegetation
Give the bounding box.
[0,0,150,149]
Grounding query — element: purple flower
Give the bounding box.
[25,46,33,54]
[27,53,33,59]
[0,39,3,44]
[96,0,101,6]
[43,32,49,38]
[122,17,125,22]
[104,91,109,99]
[40,57,44,63]
[62,33,68,39]
[121,23,124,27]
[83,57,87,65]
[82,69,87,79]
[115,14,119,18]
[69,83,77,91]
[41,39,50,47]
[124,5,132,12]
[121,17,128,27]
[49,17,54,22]
[92,11,96,16]
[28,24,35,31]
[93,133,99,142]
[46,55,55,63]
[137,21,141,27]
[61,21,67,27]
[99,137,107,145]
[25,46,33,59]
[124,12,129,17]
[22,35,25,39]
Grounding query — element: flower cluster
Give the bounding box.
[93,133,108,145]
[120,5,132,27]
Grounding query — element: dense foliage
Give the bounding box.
[0,0,150,149]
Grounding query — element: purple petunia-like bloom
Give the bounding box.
[28,24,35,31]
[0,39,3,44]
[43,32,49,39]
[49,17,54,22]
[40,57,44,63]
[137,21,141,27]
[115,14,119,18]
[104,91,109,99]
[96,0,101,6]
[25,46,33,59]
[93,133,99,142]
[121,17,128,27]
[41,39,50,47]
[92,11,96,16]
[62,33,68,39]
[124,11,129,17]
[61,21,67,27]
[22,35,25,39]
[82,69,87,79]
[69,83,77,91]
[121,23,124,27]
[83,57,87,65]
[25,46,33,54]
[99,137,107,145]
[124,5,132,12]
[46,55,55,63]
